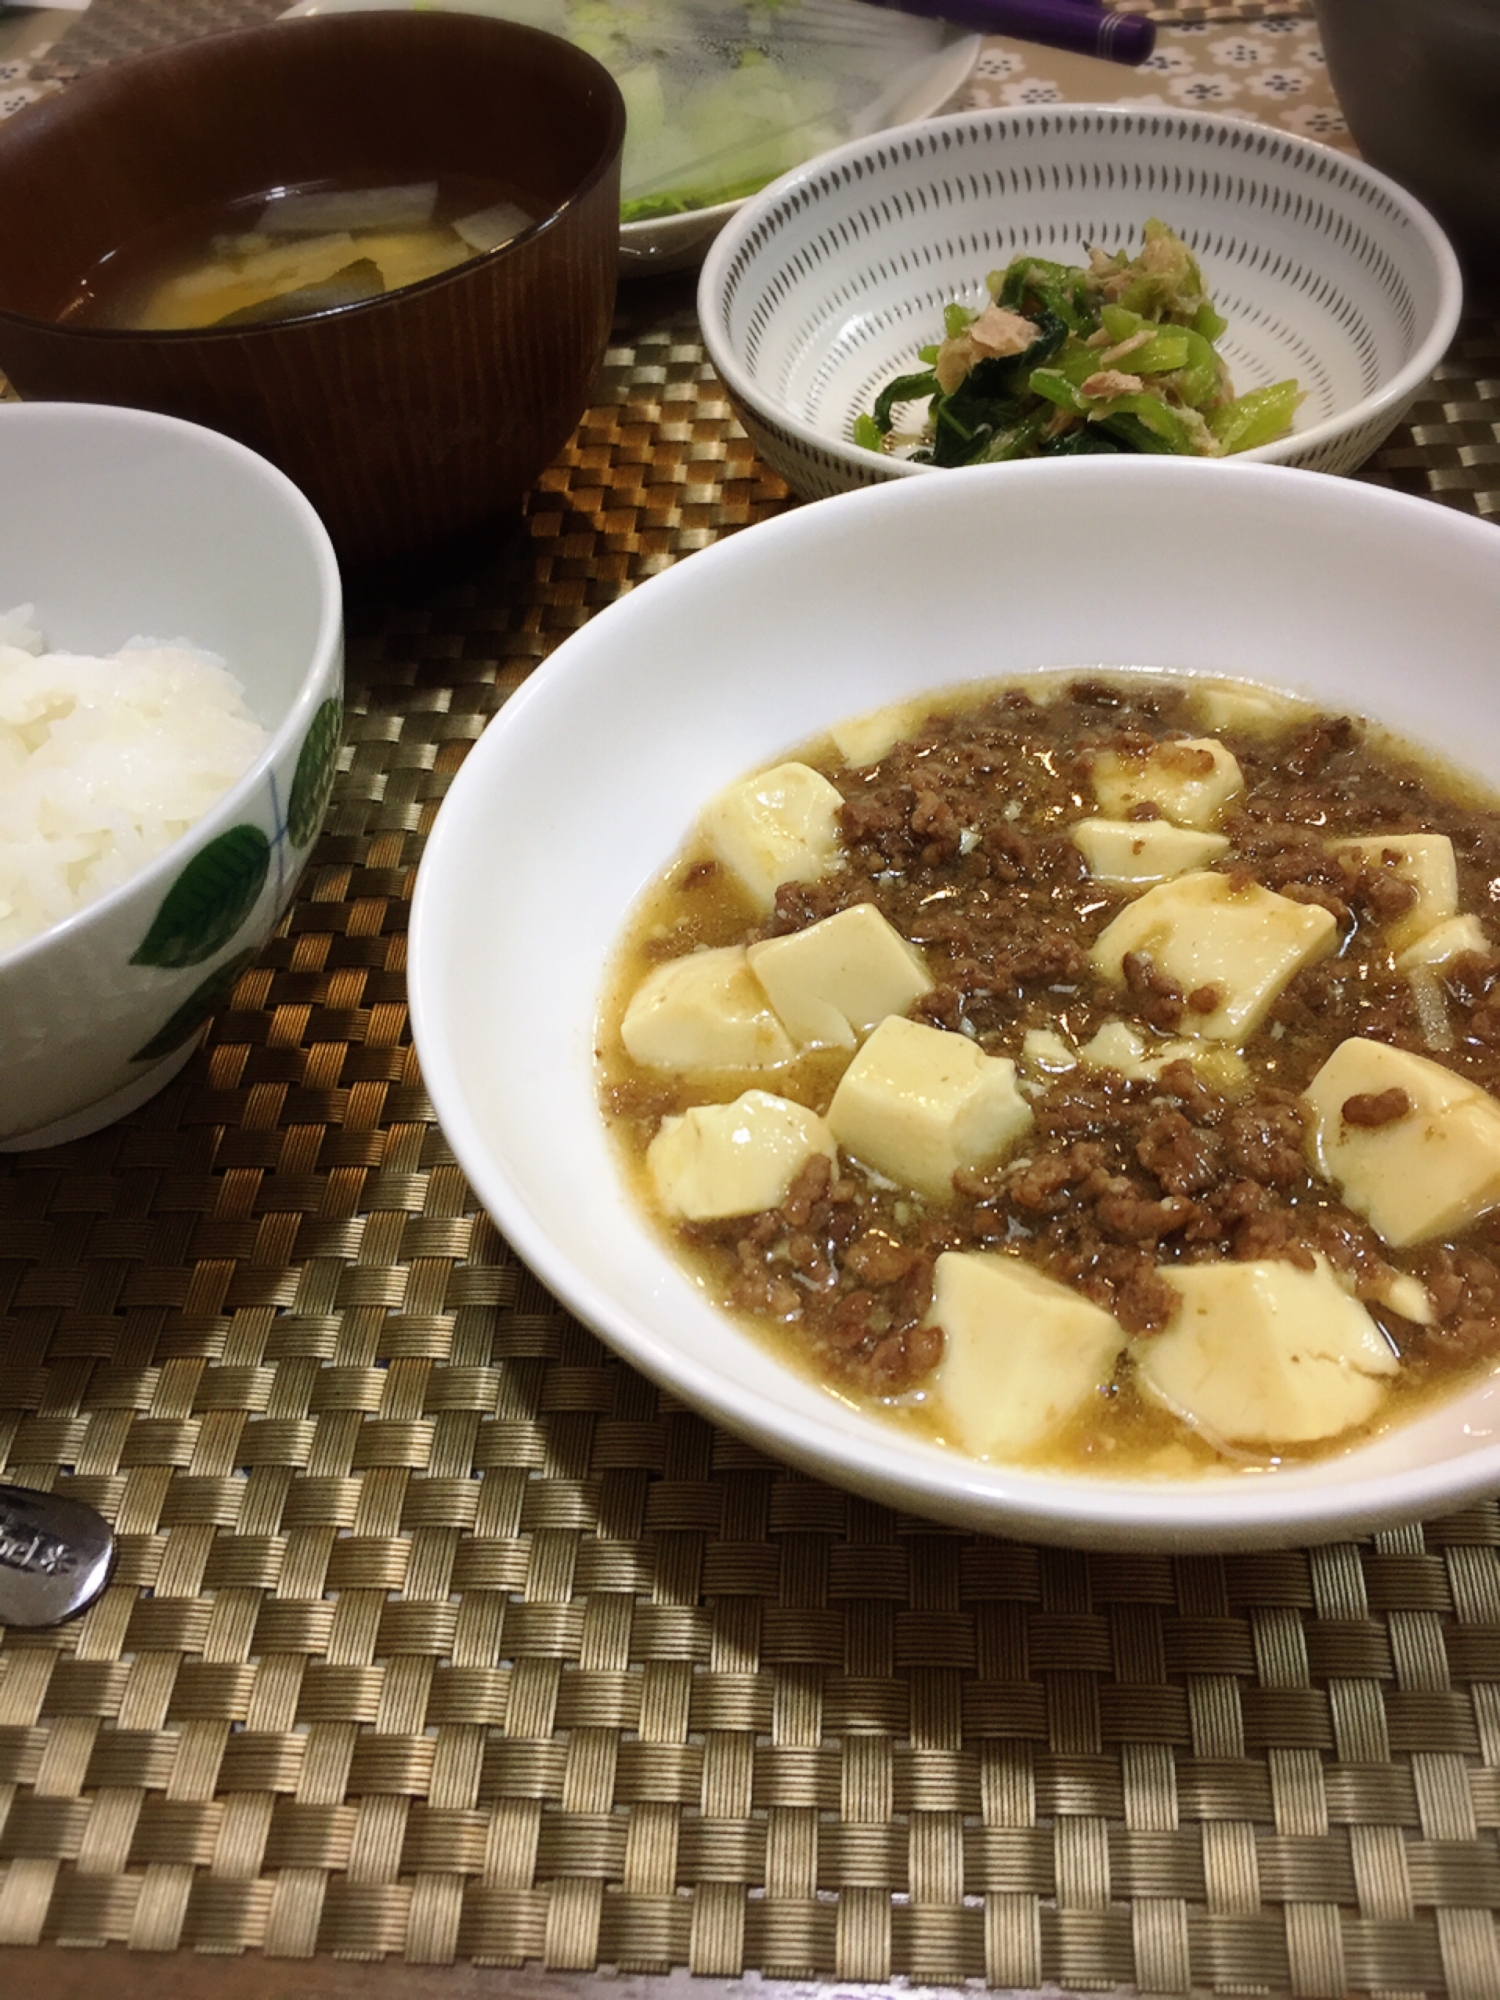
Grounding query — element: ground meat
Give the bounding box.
[781,1155,834,1228]
[1424,1245,1500,1321]
[910,787,963,864]
[1222,1098,1308,1185]
[1089,1181,1196,1246]
[1012,1144,1104,1200]
[1444,951,1500,1011]
[763,878,846,936]
[844,1228,921,1285]
[1135,1110,1221,1195]
[1313,1208,1389,1285]
[730,1240,803,1319]
[1155,1058,1227,1125]
[1228,1201,1316,1268]
[1158,742,1219,778]
[1111,1262,1181,1334]
[1342,1088,1413,1128]
[1282,714,1358,779]
[983,823,1039,881]
[1426,1315,1500,1358]
[912,984,965,1032]
[1278,881,1353,925]
[840,789,909,851]
[918,905,1091,997]
[1122,950,1184,1030]
[1421,1247,1500,1358]
[1065,1244,1179,1334]
[1359,866,1421,926]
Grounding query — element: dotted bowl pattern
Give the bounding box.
[701,108,1461,497]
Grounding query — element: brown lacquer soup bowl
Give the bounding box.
[0,13,624,565]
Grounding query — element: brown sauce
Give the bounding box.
[598,672,1500,1476]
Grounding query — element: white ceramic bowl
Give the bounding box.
[0,402,342,1150]
[411,456,1500,1552]
[698,106,1465,499]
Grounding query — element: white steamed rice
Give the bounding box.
[0,604,269,956]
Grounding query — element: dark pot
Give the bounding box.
[1314,0,1500,277]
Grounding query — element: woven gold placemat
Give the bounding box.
[4,291,1500,1995]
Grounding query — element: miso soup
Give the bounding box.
[64,175,538,331]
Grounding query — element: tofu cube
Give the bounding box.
[828,697,930,768]
[747,903,933,1050]
[1077,1021,1248,1093]
[827,1015,1033,1201]
[1080,1020,1149,1074]
[1396,913,1489,974]
[1027,1020,1245,1091]
[1330,834,1457,951]
[698,761,844,911]
[1364,1268,1435,1327]
[647,1090,838,1222]
[1022,1027,1079,1074]
[1303,1036,1500,1248]
[926,1251,1125,1458]
[1071,816,1230,888]
[1091,870,1337,1043]
[1089,737,1244,829]
[1193,681,1312,737]
[621,945,795,1072]
[1137,1254,1398,1445]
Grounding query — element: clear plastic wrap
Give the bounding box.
[435,0,969,218]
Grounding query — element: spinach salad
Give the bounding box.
[854,221,1301,467]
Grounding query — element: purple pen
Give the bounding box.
[865,0,1157,66]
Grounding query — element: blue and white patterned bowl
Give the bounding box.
[698,106,1464,499]
[0,402,342,1149]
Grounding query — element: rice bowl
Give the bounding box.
[0,401,342,1151]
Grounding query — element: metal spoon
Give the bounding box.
[0,1483,115,1628]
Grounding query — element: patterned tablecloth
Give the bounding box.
[0,5,1342,139]
[7,10,1500,1998]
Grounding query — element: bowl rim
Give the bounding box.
[0,398,343,977]
[409,455,1500,1551]
[0,11,627,344]
[696,102,1466,480]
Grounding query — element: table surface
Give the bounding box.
[6,12,1500,2000]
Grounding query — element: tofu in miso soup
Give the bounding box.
[64,176,538,331]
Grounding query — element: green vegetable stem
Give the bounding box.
[853,221,1302,470]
